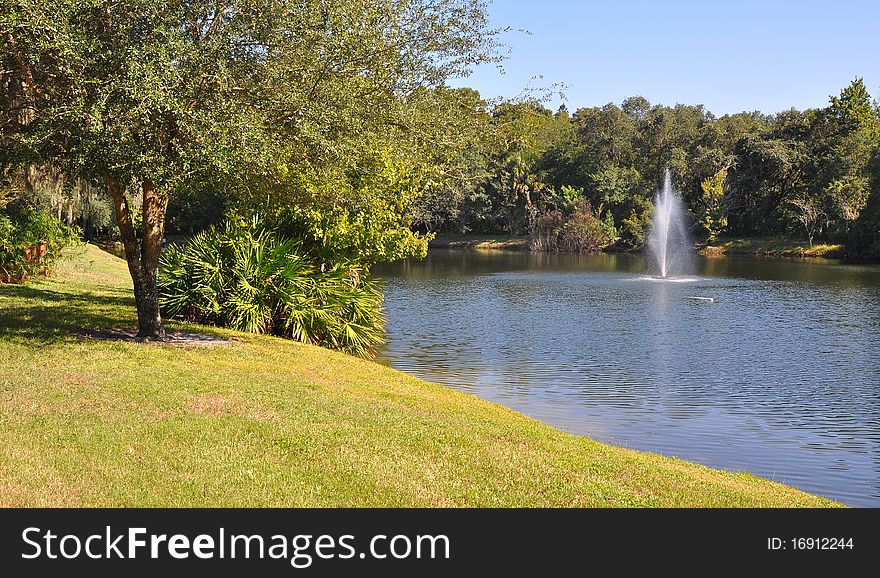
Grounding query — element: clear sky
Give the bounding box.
[450,0,880,116]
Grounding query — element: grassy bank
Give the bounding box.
[698,238,843,259]
[428,234,528,250]
[0,245,839,507]
[428,234,845,260]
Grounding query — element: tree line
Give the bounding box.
[412,79,880,257]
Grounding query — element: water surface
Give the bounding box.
[375,250,880,506]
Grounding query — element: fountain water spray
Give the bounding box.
[647,169,693,278]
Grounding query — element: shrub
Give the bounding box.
[619,198,653,247]
[158,216,385,357]
[0,205,79,283]
[846,152,880,260]
[529,200,616,253]
[558,201,617,252]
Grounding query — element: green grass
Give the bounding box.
[699,237,843,259]
[428,234,529,250]
[0,245,840,507]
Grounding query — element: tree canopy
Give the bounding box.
[1,0,500,336]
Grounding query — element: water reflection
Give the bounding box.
[375,250,880,506]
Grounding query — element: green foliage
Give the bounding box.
[2,0,500,335]
[414,78,879,258]
[847,151,880,259]
[158,215,385,357]
[444,100,573,235]
[601,210,618,241]
[826,177,869,223]
[271,145,432,266]
[554,185,584,211]
[829,78,879,133]
[591,166,643,207]
[0,205,79,283]
[619,197,653,247]
[588,165,650,246]
[724,80,879,241]
[4,0,502,196]
[409,87,496,233]
[699,169,728,242]
[559,200,617,252]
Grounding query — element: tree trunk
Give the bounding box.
[23,165,35,197]
[108,177,169,339]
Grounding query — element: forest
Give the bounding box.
[408,78,880,258]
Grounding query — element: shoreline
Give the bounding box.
[428,234,529,250]
[697,238,844,259]
[429,234,847,260]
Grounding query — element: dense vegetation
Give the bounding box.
[1,0,500,338]
[158,215,384,357]
[11,77,878,262]
[412,79,880,257]
[0,203,78,283]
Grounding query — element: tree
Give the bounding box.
[821,79,880,232]
[408,87,494,233]
[788,195,826,247]
[622,96,651,123]
[1,0,498,338]
[829,77,878,133]
[826,176,869,223]
[699,169,728,242]
[572,103,636,168]
[477,100,570,234]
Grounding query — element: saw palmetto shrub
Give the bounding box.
[158,216,384,357]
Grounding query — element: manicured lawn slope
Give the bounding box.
[0,245,840,507]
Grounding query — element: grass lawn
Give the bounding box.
[0,244,840,507]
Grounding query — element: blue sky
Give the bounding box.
[450,0,880,115]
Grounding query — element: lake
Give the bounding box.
[375,249,880,507]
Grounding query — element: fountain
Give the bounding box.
[647,169,693,278]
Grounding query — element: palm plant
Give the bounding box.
[158,216,384,357]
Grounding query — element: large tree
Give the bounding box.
[1,0,498,338]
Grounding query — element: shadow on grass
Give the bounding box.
[0,282,136,346]
[0,283,132,306]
